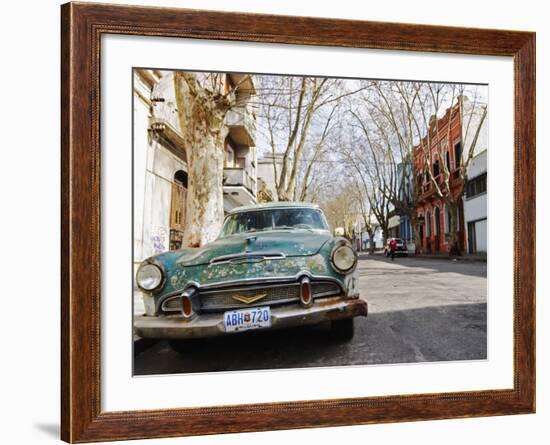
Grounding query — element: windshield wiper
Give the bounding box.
[273,225,315,232]
[273,225,294,230]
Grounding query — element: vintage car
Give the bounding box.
[134,202,367,350]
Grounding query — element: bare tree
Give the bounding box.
[338,123,392,248]
[172,72,234,247]
[256,76,364,202]
[320,183,361,242]
[349,180,378,253]
[346,81,423,252]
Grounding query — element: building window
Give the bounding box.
[434,207,441,235]
[445,206,452,233]
[426,210,431,237]
[454,142,462,169]
[433,159,440,177]
[225,137,236,168]
[445,151,451,172]
[466,173,487,198]
[174,170,188,188]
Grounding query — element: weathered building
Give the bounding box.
[413,96,487,254]
[133,70,257,270]
[256,153,284,202]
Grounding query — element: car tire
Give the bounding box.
[168,339,196,354]
[330,318,355,340]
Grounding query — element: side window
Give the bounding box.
[466,173,487,198]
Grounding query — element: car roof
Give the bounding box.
[227,201,321,215]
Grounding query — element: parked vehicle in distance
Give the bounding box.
[134,202,368,352]
[384,238,408,257]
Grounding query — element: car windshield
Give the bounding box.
[220,208,329,237]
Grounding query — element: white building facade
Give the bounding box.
[463,149,487,253]
[133,69,257,270]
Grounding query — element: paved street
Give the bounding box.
[134,255,487,375]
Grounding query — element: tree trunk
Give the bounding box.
[174,72,230,247]
[409,211,422,255]
[182,136,225,247]
[380,223,389,247]
[367,229,375,254]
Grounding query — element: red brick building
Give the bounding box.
[413,101,466,254]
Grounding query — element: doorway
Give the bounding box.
[170,170,188,250]
[434,208,441,252]
[467,221,477,254]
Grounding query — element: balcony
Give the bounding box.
[225,106,256,146]
[227,74,256,97]
[224,167,256,193]
[149,100,185,150]
[223,167,257,209]
[419,182,436,202]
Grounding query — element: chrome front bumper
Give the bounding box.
[134,296,368,339]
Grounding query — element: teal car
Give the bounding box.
[134,202,367,349]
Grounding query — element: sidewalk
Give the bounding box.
[357,250,486,262]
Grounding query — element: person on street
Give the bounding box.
[389,238,397,261]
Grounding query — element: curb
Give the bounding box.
[413,255,487,263]
[357,252,486,263]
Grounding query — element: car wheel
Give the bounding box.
[330,318,355,340]
[168,339,196,354]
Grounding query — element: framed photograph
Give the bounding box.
[61,2,535,442]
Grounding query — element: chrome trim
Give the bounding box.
[300,276,313,308]
[330,242,358,274]
[180,288,197,319]
[312,289,341,298]
[156,273,344,313]
[161,296,182,312]
[209,251,286,266]
[196,271,342,290]
[199,281,300,295]
[200,282,302,312]
[136,260,166,292]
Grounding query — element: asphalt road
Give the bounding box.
[134,255,487,375]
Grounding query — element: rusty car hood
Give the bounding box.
[175,230,332,267]
[143,231,354,304]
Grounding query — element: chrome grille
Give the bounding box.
[200,284,301,311]
[311,282,340,297]
[161,297,182,312]
[199,280,341,312]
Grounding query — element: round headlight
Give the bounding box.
[331,245,357,273]
[136,263,164,291]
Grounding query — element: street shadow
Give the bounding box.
[134,302,487,375]
[358,253,487,278]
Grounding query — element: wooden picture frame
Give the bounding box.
[61,2,535,442]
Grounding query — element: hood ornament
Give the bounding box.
[231,293,267,304]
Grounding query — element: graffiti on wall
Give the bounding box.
[151,227,168,255]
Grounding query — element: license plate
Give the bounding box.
[224,306,271,333]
